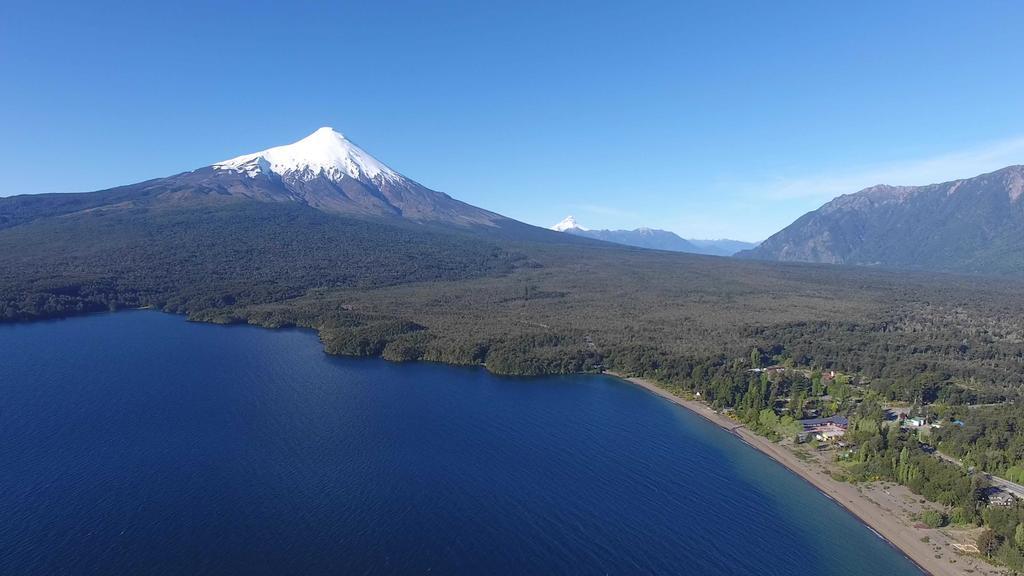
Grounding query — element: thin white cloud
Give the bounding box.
[740,135,1024,203]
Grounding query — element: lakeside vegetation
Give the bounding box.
[673,360,1024,571]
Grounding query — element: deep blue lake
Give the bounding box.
[0,311,921,575]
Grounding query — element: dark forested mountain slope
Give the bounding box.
[738,165,1024,275]
[0,202,527,321]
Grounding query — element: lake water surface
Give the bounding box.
[0,311,922,574]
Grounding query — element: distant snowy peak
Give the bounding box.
[213,127,402,183]
[548,217,755,256]
[551,215,586,231]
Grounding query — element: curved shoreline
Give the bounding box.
[0,310,985,574]
[607,371,973,576]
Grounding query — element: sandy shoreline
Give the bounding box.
[608,371,1001,576]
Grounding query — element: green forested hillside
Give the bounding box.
[2,198,1024,403]
[741,165,1024,275]
[0,202,523,321]
[228,244,1024,396]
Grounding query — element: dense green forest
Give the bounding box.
[3,199,1024,397]
[0,203,524,322]
[846,406,1024,570]
[930,405,1024,480]
[689,366,1024,570]
[238,241,1024,397]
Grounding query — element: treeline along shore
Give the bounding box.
[610,372,991,576]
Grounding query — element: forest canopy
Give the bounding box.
[2,200,1024,403]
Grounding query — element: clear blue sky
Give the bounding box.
[2,1,1023,241]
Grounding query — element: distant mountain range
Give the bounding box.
[687,238,761,257]
[549,216,757,256]
[738,165,1024,275]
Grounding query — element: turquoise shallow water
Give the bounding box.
[0,311,922,575]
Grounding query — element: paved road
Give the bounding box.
[986,473,1024,499]
[923,442,1024,498]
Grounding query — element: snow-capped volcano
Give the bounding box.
[214,127,402,184]
[24,127,510,228]
[551,215,586,231]
[196,127,508,226]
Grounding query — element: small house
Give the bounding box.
[797,416,849,442]
[985,488,1016,508]
[904,417,927,429]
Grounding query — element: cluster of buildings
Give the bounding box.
[794,411,968,444]
[797,415,849,443]
[889,411,964,431]
[748,365,841,382]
